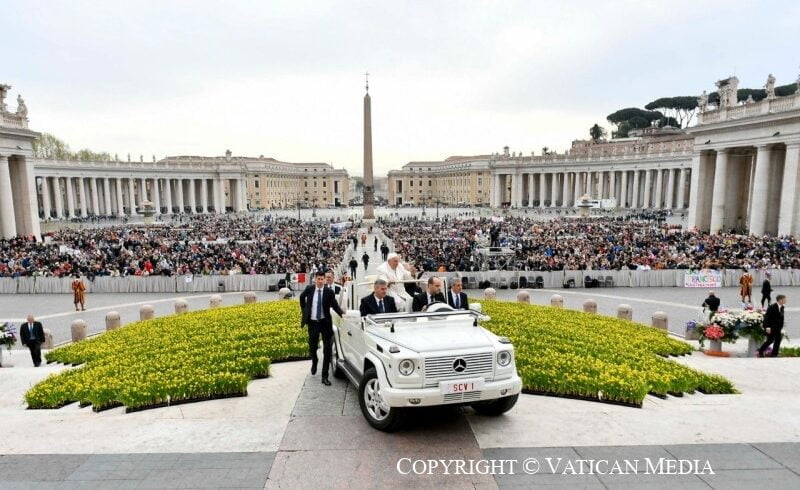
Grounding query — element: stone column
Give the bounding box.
[527,174,534,207]
[510,173,520,207]
[539,173,547,208]
[188,178,197,213]
[0,157,17,238]
[620,170,629,208]
[573,172,581,203]
[631,170,640,208]
[78,177,88,217]
[216,178,225,212]
[200,178,209,213]
[687,152,708,230]
[561,172,570,208]
[778,143,800,236]
[164,178,173,213]
[653,169,663,208]
[710,150,729,234]
[234,179,244,212]
[127,178,138,216]
[41,176,51,219]
[550,173,559,207]
[642,170,652,209]
[152,178,161,215]
[66,177,76,217]
[677,168,687,209]
[53,177,64,218]
[176,178,185,213]
[665,169,675,209]
[103,178,111,216]
[750,145,772,236]
[609,171,616,204]
[90,177,100,216]
[115,178,124,217]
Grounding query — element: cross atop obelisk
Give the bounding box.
[362,72,375,220]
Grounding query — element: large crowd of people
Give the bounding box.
[0,215,357,278]
[380,214,800,272]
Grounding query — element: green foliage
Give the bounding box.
[32,133,112,161]
[644,96,698,128]
[606,108,663,139]
[589,123,607,142]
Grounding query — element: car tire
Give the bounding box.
[471,394,519,416]
[331,336,346,380]
[359,367,407,431]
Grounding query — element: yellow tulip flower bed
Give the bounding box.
[482,301,736,407]
[26,299,735,413]
[26,301,308,412]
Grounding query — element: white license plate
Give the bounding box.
[440,379,484,394]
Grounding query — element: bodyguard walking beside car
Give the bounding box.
[758,294,786,357]
[19,314,45,367]
[300,271,345,385]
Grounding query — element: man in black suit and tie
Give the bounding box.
[360,279,398,316]
[412,277,446,312]
[758,294,786,357]
[324,270,342,295]
[19,314,45,367]
[447,280,469,311]
[300,271,345,385]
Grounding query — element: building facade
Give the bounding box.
[388,132,694,211]
[243,158,349,209]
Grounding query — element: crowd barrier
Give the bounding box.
[421,268,800,290]
[2,268,798,294]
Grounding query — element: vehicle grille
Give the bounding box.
[443,391,482,403]
[424,352,494,388]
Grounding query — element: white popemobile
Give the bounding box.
[330,277,522,431]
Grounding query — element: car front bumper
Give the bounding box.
[381,375,522,408]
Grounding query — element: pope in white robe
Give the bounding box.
[375,253,413,311]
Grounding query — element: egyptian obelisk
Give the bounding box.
[362,72,375,220]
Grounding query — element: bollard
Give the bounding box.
[484,288,497,300]
[43,329,54,349]
[174,299,188,314]
[139,304,155,321]
[70,319,87,343]
[105,311,121,331]
[550,294,564,308]
[209,295,223,308]
[583,299,597,314]
[516,290,530,303]
[651,311,668,331]
[244,291,257,304]
[617,304,633,321]
[278,288,293,300]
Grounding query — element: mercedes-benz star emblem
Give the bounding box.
[453,358,467,373]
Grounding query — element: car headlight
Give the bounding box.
[398,359,415,376]
[497,351,512,367]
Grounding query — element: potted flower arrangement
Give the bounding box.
[0,322,17,367]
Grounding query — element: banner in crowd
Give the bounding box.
[684,270,722,288]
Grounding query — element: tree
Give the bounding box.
[606,107,663,139]
[589,123,607,142]
[32,133,111,161]
[644,96,699,128]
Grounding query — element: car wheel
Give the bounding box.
[471,394,519,416]
[359,367,406,431]
[331,337,346,380]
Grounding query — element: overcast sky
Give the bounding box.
[3,0,799,176]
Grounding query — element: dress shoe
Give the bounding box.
[311,363,317,375]
[321,377,331,386]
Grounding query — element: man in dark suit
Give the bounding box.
[412,277,446,312]
[702,290,721,320]
[360,279,398,316]
[19,314,45,367]
[447,280,469,311]
[761,272,773,308]
[758,294,786,357]
[324,270,342,295]
[299,271,345,385]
